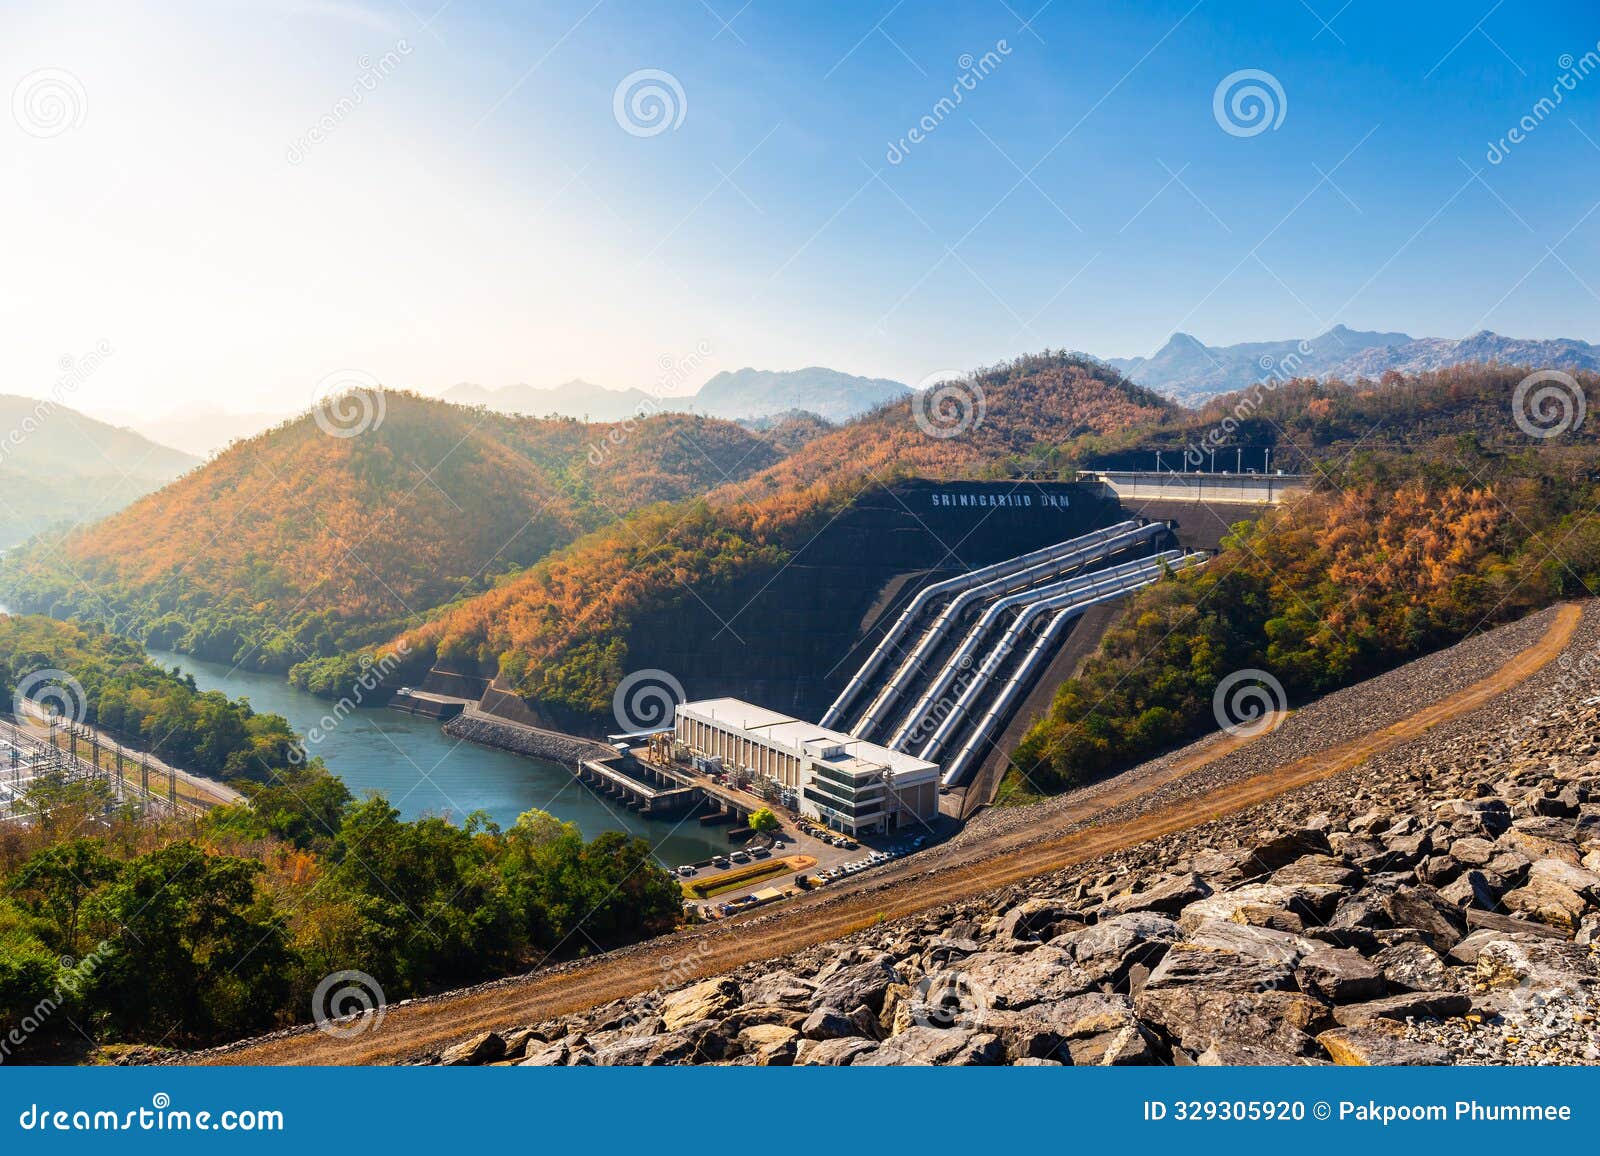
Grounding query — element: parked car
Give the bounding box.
[712,855,730,868]
[750,845,770,858]
[730,850,750,864]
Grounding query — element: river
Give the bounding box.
[145,649,727,865]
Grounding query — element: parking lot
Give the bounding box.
[675,814,933,921]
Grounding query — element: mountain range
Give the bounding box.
[444,366,910,425]
[0,395,200,549]
[1104,327,1600,403]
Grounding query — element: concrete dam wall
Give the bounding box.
[616,479,1129,725]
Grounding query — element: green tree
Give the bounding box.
[10,839,120,954]
[747,808,780,836]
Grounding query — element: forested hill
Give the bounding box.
[336,354,1171,714]
[1008,364,1600,801]
[0,390,788,671]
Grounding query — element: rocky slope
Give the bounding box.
[428,606,1600,1067]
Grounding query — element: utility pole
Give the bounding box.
[1236,447,1242,473]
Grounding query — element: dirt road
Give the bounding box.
[200,602,1582,1066]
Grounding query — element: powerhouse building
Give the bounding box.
[673,698,939,836]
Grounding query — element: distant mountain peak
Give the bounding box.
[449,366,908,425]
[1099,326,1600,404]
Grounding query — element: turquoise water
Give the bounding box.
[146,649,727,865]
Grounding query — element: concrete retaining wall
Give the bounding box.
[443,708,611,766]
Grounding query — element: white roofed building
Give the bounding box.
[673,698,939,836]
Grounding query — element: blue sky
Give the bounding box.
[4,0,1598,415]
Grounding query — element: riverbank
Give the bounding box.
[149,649,729,862]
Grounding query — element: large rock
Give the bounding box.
[661,977,742,1032]
[1294,948,1385,1004]
[974,992,1152,1065]
[1184,919,1318,965]
[1373,942,1452,993]
[1100,873,1212,917]
[741,970,817,1010]
[853,1025,1004,1066]
[737,1024,799,1065]
[1448,836,1497,866]
[519,1041,571,1066]
[794,1036,879,1065]
[1144,943,1296,993]
[955,947,1095,1009]
[1063,912,1181,985]
[799,1009,857,1040]
[1272,855,1361,888]
[1331,991,1470,1026]
[1318,1021,1451,1065]
[1438,869,1506,909]
[809,954,901,1014]
[441,1030,505,1066]
[1501,822,1581,864]
[996,897,1080,942]
[1135,987,1329,1058]
[1247,828,1334,871]
[1381,886,1469,949]
[1528,858,1600,901]
[1474,937,1597,997]
[1179,882,1343,930]
[1501,876,1588,932]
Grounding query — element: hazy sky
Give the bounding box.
[4,0,1598,420]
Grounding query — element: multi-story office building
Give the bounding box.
[673,698,939,836]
